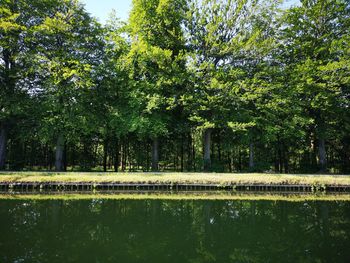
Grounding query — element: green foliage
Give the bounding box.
[0,0,349,173]
[128,0,188,139]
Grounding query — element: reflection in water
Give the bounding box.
[0,199,350,263]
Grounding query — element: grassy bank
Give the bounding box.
[0,172,349,186]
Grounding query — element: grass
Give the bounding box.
[1,191,350,201]
[0,171,349,186]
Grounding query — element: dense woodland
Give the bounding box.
[0,0,349,173]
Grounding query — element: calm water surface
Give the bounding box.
[0,198,350,263]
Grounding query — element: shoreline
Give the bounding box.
[0,172,350,193]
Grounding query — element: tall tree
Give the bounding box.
[129,0,188,171]
[185,0,279,171]
[34,0,104,171]
[0,0,51,169]
[89,13,131,172]
[281,0,350,172]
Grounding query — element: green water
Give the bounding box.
[0,198,350,263]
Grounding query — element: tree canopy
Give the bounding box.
[0,0,349,173]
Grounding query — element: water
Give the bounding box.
[0,198,350,262]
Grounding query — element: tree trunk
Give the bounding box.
[63,141,67,171]
[151,137,159,171]
[238,148,242,171]
[341,137,350,174]
[274,148,279,173]
[114,140,119,172]
[122,140,126,171]
[0,123,7,170]
[70,144,76,170]
[283,148,289,173]
[228,151,232,172]
[146,141,150,172]
[249,142,254,170]
[45,143,50,169]
[187,133,192,171]
[310,133,318,169]
[217,134,221,161]
[55,133,65,171]
[278,140,283,173]
[180,136,184,172]
[318,138,327,172]
[103,138,108,172]
[192,142,196,171]
[203,129,212,171]
[127,141,131,171]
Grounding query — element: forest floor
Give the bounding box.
[0,172,349,186]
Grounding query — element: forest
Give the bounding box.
[0,0,349,173]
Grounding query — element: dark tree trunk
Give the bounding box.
[127,141,131,171]
[203,129,212,171]
[55,134,65,171]
[137,141,141,170]
[103,138,108,172]
[63,141,67,171]
[192,142,196,171]
[140,142,145,171]
[238,148,242,171]
[151,137,159,171]
[283,147,289,173]
[114,140,119,172]
[277,138,283,173]
[311,134,318,168]
[0,123,8,170]
[274,147,279,173]
[318,138,327,172]
[45,143,50,169]
[49,149,53,170]
[180,136,184,172]
[70,144,75,169]
[217,134,221,161]
[146,141,150,172]
[227,151,232,172]
[122,140,126,171]
[341,137,350,174]
[187,133,193,171]
[249,142,254,170]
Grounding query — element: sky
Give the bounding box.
[80,0,299,24]
[80,0,132,23]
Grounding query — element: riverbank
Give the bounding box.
[1,172,350,185]
[0,172,350,193]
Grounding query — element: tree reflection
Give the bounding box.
[0,199,349,263]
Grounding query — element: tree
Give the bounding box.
[185,0,279,171]
[281,0,350,172]
[0,0,51,169]
[34,0,104,171]
[90,13,131,172]
[1,0,349,174]
[128,0,188,171]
